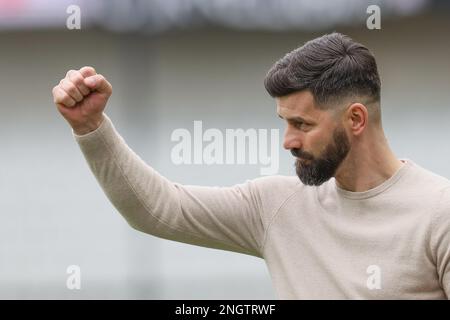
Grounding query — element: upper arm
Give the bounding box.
[163,180,266,257]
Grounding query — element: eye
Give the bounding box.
[294,121,308,130]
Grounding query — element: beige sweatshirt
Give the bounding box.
[74,114,450,299]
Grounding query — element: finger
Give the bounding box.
[66,70,90,96]
[59,78,83,102]
[52,86,76,107]
[79,66,97,78]
[84,74,112,96]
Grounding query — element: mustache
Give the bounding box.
[291,148,314,160]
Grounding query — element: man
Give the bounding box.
[52,33,450,299]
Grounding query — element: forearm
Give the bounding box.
[73,114,180,232]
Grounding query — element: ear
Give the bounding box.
[345,103,368,136]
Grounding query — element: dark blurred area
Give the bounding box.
[0,0,447,33]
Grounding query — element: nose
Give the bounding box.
[283,126,302,150]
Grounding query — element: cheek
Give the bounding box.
[306,131,330,155]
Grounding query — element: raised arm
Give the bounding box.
[51,67,283,258]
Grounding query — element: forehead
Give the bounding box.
[276,90,326,121]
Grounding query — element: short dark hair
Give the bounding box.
[264,33,381,114]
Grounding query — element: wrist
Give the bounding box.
[73,115,105,135]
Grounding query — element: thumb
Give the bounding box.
[84,74,112,95]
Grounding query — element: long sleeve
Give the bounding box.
[73,114,268,258]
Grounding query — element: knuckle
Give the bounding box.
[71,73,84,86]
[64,95,74,105]
[66,69,76,77]
[63,80,77,93]
[54,94,63,104]
[60,91,69,100]
[80,66,96,74]
[60,93,70,103]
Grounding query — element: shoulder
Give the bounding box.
[242,175,307,220]
[406,160,450,190]
[415,162,450,251]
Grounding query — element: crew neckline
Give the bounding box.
[334,159,413,200]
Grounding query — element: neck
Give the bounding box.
[334,129,404,192]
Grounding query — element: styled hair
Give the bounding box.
[264,33,381,118]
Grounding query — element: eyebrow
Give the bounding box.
[277,113,312,123]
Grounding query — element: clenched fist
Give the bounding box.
[52,66,112,135]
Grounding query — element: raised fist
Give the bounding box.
[52,66,112,135]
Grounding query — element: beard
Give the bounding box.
[292,126,351,186]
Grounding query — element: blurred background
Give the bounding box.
[0,0,449,299]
